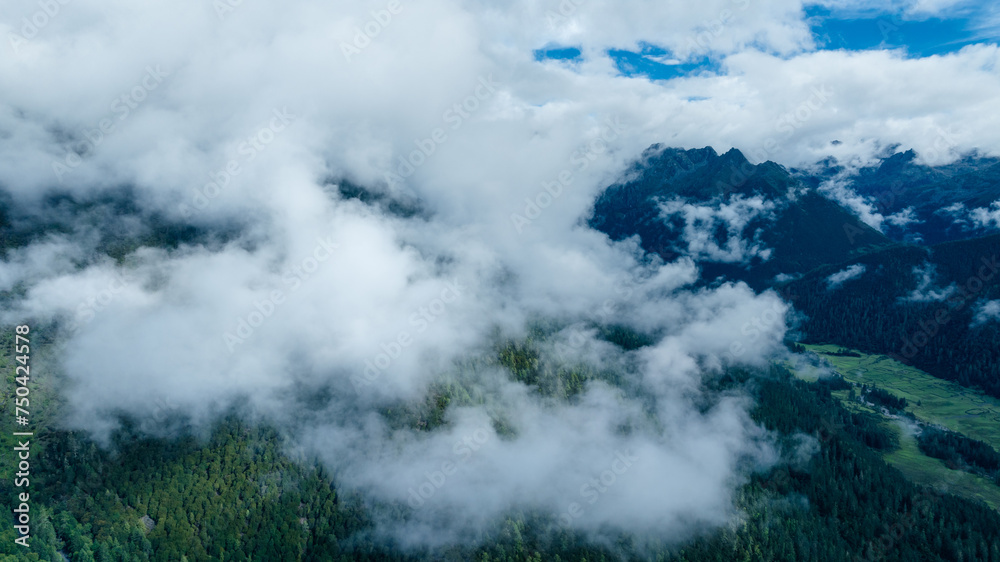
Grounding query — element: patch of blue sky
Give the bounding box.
[535,3,999,79]
[533,46,583,62]
[805,3,999,57]
[533,41,716,80]
[606,42,719,80]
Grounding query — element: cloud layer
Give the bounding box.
[1,0,997,549]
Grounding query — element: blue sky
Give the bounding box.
[533,42,719,80]
[535,1,999,80]
[806,2,995,56]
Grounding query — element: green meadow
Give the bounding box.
[803,343,1000,450]
[885,424,1000,510]
[799,343,1000,509]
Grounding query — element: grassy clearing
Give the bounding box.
[803,343,1000,450]
[884,423,1000,510]
[797,343,1000,510]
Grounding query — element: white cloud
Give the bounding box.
[0,1,804,545]
[969,200,1000,229]
[819,178,885,230]
[908,0,969,16]
[658,195,777,263]
[885,206,921,227]
[901,262,956,302]
[808,0,969,18]
[972,299,1000,327]
[0,234,93,292]
[826,263,866,289]
[2,0,999,548]
[934,200,1000,231]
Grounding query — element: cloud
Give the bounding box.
[934,200,1000,231]
[972,299,1000,327]
[0,234,94,292]
[969,200,1000,229]
[0,1,801,546]
[658,195,777,264]
[818,178,885,230]
[826,264,866,289]
[1,0,998,550]
[818,177,918,235]
[901,262,957,302]
[807,0,971,19]
[906,0,971,17]
[885,206,921,227]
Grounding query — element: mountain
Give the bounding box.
[589,145,893,290]
[780,232,1000,397]
[591,145,1000,399]
[795,150,1000,245]
[3,146,1000,561]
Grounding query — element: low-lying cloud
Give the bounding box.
[903,262,957,303]
[658,195,777,264]
[972,299,1000,327]
[2,0,999,551]
[826,264,867,289]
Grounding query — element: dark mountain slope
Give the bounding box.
[782,232,1000,397]
[589,145,1000,399]
[797,150,1000,245]
[589,145,893,289]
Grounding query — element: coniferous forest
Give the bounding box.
[4,348,1000,561]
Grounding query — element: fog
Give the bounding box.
[2,0,999,549]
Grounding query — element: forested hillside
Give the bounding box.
[784,233,1000,397]
[2,146,998,560]
[795,150,1000,245]
[5,345,1000,561]
[589,146,894,290]
[591,146,1000,399]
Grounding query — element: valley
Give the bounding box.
[798,343,1000,511]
